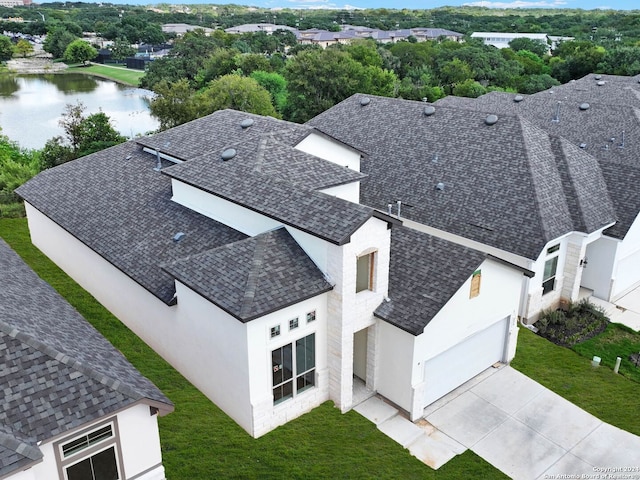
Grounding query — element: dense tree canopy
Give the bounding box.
[0,35,14,62]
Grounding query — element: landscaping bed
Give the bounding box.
[535,299,609,347]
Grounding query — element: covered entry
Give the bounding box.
[422,317,508,407]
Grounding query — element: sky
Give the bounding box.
[141,0,638,11]
[272,0,638,9]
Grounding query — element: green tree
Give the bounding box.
[236,53,272,76]
[40,102,125,168]
[64,39,98,65]
[598,46,640,76]
[508,37,549,58]
[43,27,77,59]
[195,48,241,88]
[453,79,487,98]
[196,74,278,118]
[14,39,33,58]
[110,38,136,62]
[284,49,379,123]
[149,79,199,131]
[250,70,288,114]
[0,35,13,61]
[437,58,474,90]
[516,74,560,94]
[0,133,41,218]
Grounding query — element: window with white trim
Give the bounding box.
[543,244,560,295]
[289,317,299,330]
[58,422,121,480]
[270,325,281,338]
[272,333,315,405]
[306,310,316,323]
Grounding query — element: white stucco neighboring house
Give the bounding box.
[470,32,550,51]
[0,239,173,480]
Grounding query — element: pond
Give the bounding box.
[0,73,159,150]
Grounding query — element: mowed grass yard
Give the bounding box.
[0,218,507,480]
[67,63,145,87]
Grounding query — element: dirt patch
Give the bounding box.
[6,57,68,74]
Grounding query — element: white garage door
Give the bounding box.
[423,317,508,407]
[614,249,640,299]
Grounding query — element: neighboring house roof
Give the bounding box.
[0,239,173,477]
[163,227,332,322]
[308,94,616,260]
[375,226,485,335]
[436,79,639,240]
[16,142,248,305]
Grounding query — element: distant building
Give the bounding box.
[0,0,29,7]
[161,23,214,36]
[225,23,463,49]
[471,32,550,51]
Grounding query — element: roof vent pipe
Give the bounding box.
[396,200,402,219]
[359,97,371,106]
[595,74,602,80]
[620,131,625,148]
[173,232,186,242]
[387,203,393,216]
[241,118,254,129]
[597,81,606,86]
[435,182,445,191]
[579,103,590,110]
[424,106,436,116]
[514,95,524,102]
[552,101,561,123]
[154,151,162,171]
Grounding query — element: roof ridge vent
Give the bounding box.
[221,148,237,161]
[424,106,436,116]
[514,95,524,102]
[579,103,590,110]
[241,118,254,129]
[485,114,498,126]
[359,97,371,106]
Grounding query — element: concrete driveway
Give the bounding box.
[424,366,640,480]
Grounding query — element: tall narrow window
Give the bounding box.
[543,256,559,295]
[356,252,375,293]
[272,333,315,405]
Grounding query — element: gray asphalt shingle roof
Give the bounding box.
[0,239,172,477]
[308,94,615,260]
[375,227,486,335]
[163,227,333,322]
[16,141,248,304]
[436,77,639,240]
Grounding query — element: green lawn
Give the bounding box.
[573,322,640,384]
[512,327,640,436]
[67,63,145,87]
[0,218,507,480]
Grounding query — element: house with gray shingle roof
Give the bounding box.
[17,108,527,435]
[308,92,626,323]
[434,74,640,311]
[0,239,173,480]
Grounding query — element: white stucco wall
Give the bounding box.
[294,132,362,172]
[246,295,329,437]
[319,182,360,204]
[583,236,617,299]
[376,259,522,416]
[6,405,166,480]
[611,214,640,299]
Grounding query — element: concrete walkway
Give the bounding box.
[589,287,640,331]
[355,366,640,479]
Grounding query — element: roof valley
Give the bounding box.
[239,234,267,319]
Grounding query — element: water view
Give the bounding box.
[0,73,159,150]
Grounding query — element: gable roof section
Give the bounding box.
[0,239,173,476]
[375,226,485,335]
[163,155,374,246]
[308,94,613,260]
[163,228,332,322]
[16,141,247,304]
